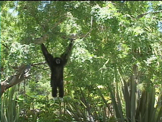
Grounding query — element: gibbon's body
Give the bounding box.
[41,40,73,98]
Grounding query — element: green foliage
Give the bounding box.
[1,1,162,121]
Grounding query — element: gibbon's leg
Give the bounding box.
[58,82,64,98]
[52,86,57,98]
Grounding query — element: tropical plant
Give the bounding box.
[108,65,162,122]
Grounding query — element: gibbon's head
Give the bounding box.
[54,57,62,65]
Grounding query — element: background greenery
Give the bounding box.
[1,1,162,122]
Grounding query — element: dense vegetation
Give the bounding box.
[1,1,162,122]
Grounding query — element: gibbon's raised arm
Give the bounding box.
[41,44,54,69]
[61,39,74,66]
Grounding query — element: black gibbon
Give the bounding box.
[41,40,73,98]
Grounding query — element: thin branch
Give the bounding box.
[31,62,46,67]
[137,10,162,19]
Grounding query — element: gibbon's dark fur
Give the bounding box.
[41,40,73,98]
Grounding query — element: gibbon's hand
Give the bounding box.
[34,35,48,44]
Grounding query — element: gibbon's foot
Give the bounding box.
[59,97,63,102]
[53,97,63,102]
[53,97,58,101]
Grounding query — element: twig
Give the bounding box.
[2,43,10,49]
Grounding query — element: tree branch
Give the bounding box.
[1,64,31,96]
